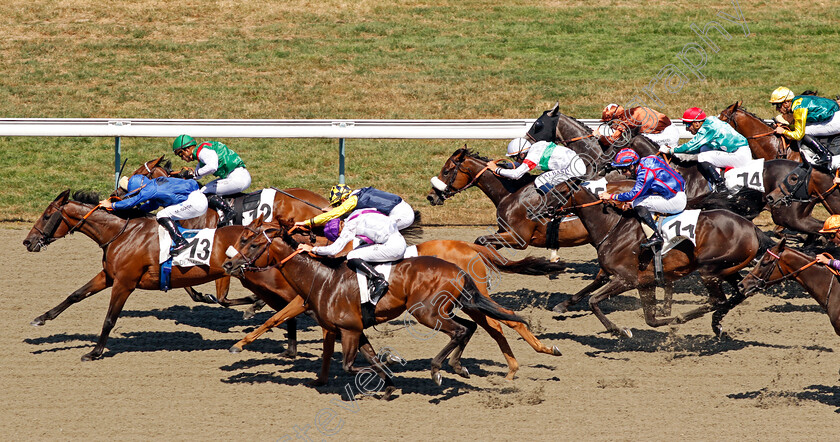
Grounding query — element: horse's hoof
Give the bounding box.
[30,318,45,327]
[309,378,328,387]
[619,328,633,339]
[242,310,256,320]
[80,352,98,362]
[204,294,219,304]
[385,354,406,366]
[381,386,397,401]
[551,345,563,356]
[454,366,470,379]
[280,349,297,359]
[432,372,443,386]
[229,345,243,353]
[552,303,569,314]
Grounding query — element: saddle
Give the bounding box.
[210,189,276,225]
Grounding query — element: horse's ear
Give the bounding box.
[736,100,742,108]
[248,216,264,229]
[549,102,560,116]
[55,189,71,205]
[151,155,164,168]
[778,237,787,250]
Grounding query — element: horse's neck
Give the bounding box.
[571,188,625,244]
[271,241,337,299]
[788,250,836,310]
[466,158,514,206]
[66,204,132,245]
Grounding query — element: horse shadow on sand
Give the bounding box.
[728,384,840,413]
[120,304,322,334]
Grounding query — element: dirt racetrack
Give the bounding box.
[2,224,840,440]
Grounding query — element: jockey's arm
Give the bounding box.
[611,168,650,202]
[495,160,535,180]
[194,147,219,178]
[308,195,358,226]
[312,224,354,256]
[672,129,711,155]
[781,108,807,140]
[111,186,154,211]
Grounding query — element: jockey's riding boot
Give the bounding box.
[801,135,832,169]
[207,195,236,226]
[347,258,389,303]
[634,206,663,249]
[697,161,727,193]
[360,302,377,328]
[157,217,190,256]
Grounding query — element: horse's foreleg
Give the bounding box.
[32,271,110,326]
[311,330,336,386]
[184,286,217,304]
[639,285,677,327]
[474,231,530,250]
[356,336,397,400]
[587,278,636,338]
[215,277,259,307]
[229,296,306,353]
[282,318,298,358]
[673,276,727,326]
[82,279,136,361]
[553,269,610,313]
[659,281,674,316]
[242,299,267,320]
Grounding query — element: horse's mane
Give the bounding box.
[734,105,773,129]
[459,147,493,163]
[557,112,592,134]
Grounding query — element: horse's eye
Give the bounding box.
[533,120,544,133]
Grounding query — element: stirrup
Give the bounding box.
[641,235,663,249]
[170,240,191,255]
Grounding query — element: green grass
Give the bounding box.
[2,0,840,223]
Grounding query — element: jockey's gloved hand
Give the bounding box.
[176,166,195,179]
[658,145,671,154]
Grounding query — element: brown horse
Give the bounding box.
[118,157,331,310]
[718,101,799,162]
[222,225,563,380]
[22,190,309,361]
[738,238,840,336]
[221,218,529,395]
[551,180,775,337]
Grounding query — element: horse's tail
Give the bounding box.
[691,189,764,220]
[467,243,565,276]
[399,210,423,244]
[459,275,529,326]
[754,225,776,262]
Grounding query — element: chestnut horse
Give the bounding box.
[22,190,309,361]
[718,101,799,162]
[551,180,775,337]
[221,221,564,380]
[738,238,840,336]
[221,219,529,396]
[119,156,331,309]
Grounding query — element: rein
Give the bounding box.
[558,133,594,146]
[439,157,492,199]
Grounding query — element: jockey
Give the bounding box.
[594,103,679,150]
[816,215,840,266]
[662,107,751,193]
[598,148,687,249]
[487,137,588,194]
[297,209,406,318]
[172,134,251,226]
[294,184,415,231]
[770,87,840,169]
[100,174,208,256]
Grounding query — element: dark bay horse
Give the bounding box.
[221,219,529,395]
[119,157,331,310]
[22,190,307,361]
[427,147,630,250]
[222,222,564,380]
[551,180,774,337]
[738,238,840,336]
[718,101,799,162]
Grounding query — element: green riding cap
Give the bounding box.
[172,134,197,152]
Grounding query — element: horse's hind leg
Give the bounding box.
[82,280,136,361]
[639,285,677,327]
[498,319,562,356]
[553,269,610,313]
[446,315,478,379]
[673,276,727,326]
[710,273,749,337]
[32,271,111,326]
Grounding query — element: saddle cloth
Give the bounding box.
[158,225,216,266]
[219,188,276,226]
[655,209,701,255]
[356,245,418,304]
[723,158,764,192]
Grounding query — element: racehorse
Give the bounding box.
[117,157,331,310]
[718,101,799,162]
[22,190,306,361]
[738,238,840,336]
[221,217,562,380]
[551,180,774,337]
[221,218,529,396]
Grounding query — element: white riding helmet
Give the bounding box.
[506,138,532,157]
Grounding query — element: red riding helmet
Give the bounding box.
[611,148,639,168]
[601,103,624,122]
[681,107,707,123]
